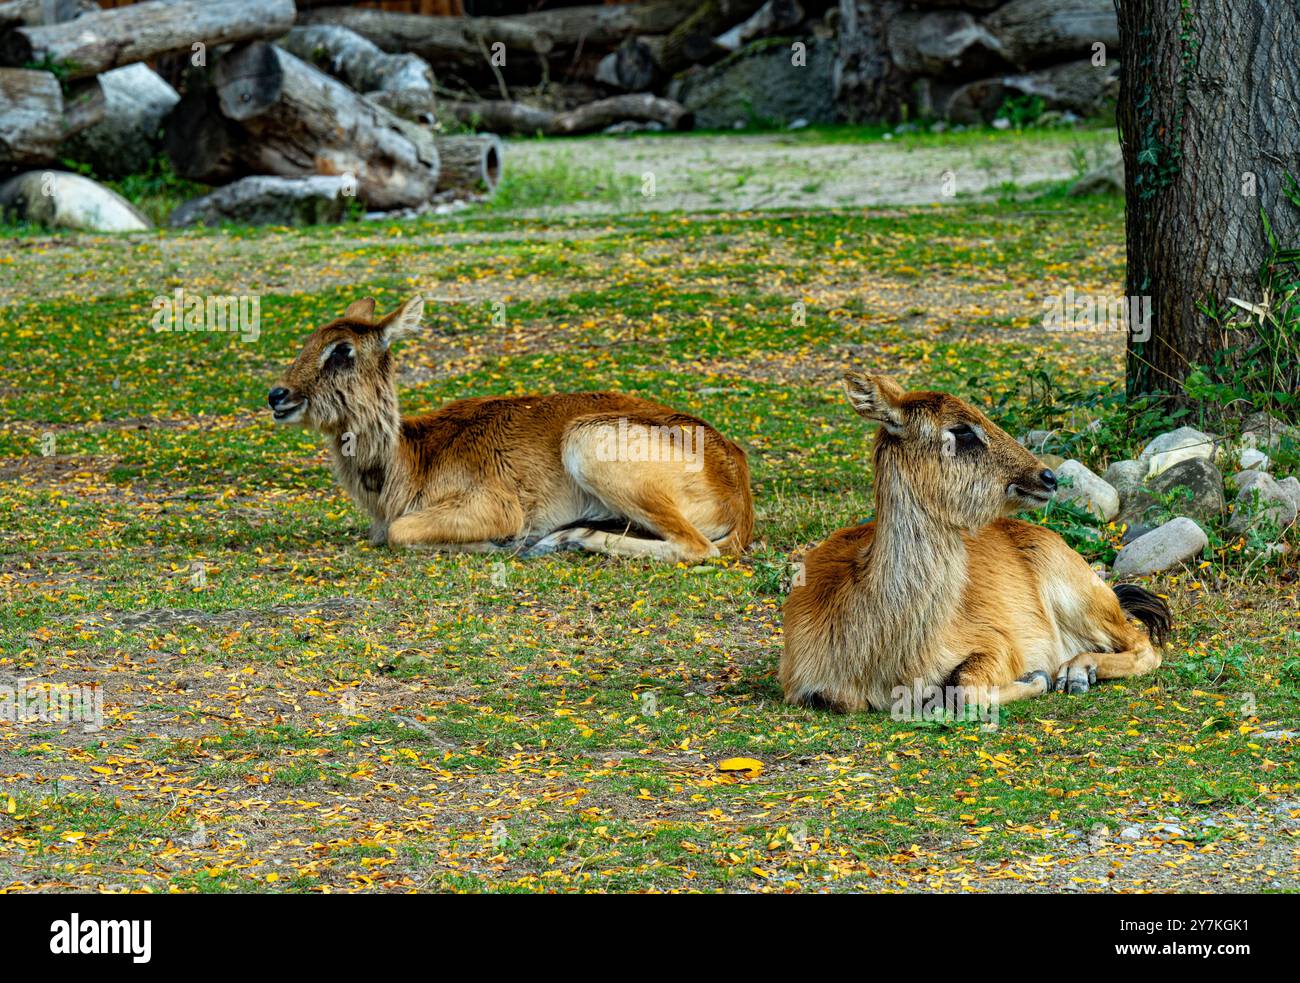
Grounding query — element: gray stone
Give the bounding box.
[1139,426,1216,478]
[1116,487,1160,537]
[60,64,179,179]
[1112,517,1208,577]
[1228,471,1299,535]
[1148,457,1224,523]
[0,170,149,231]
[1279,476,1300,513]
[169,176,350,228]
[1242,411,1299,452]
[673,38,836,129]
[1056,459,1119,521]
[1103,459,1147,506]
[1021,429,1053,451]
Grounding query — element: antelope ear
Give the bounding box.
[379,295,425,348]
[843,372,905,433]
[343,298,377,320]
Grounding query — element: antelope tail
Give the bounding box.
[1112,583,1172,647]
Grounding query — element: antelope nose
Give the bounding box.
[268,386,290,408]
[1039,468,1057,491]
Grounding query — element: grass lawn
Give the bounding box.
[1,127,1297,893]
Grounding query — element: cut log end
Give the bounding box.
[433,133,503,195]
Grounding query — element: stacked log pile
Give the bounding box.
[0,0,1119,230]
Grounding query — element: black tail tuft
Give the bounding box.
[1113,583,1173,647]
[795,691,846,714]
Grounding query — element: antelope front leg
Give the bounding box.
[1054,642,1162,695]
[386,492,524,550]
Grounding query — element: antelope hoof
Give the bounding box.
[1055,662,1097,695]
[1017,670,1051,695]
[367,521,389,547]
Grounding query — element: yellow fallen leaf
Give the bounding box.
[718,757,763,775]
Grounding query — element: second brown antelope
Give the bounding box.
[781,373,1170,712]
[267,296,754,561]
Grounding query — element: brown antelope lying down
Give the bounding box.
[267,296,753,561]
[781,373,1170,712]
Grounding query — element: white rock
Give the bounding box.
[0,170,150,232]
[1139,426,1216,478]
[1228,471,1299,534]
[1112,517,1208,577]
[1056,460,1120,521]
[1239,447,1270,471]
[1119,826,1142,841]
[1279,476,1300,513]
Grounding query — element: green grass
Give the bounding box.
[0,139,1296,894]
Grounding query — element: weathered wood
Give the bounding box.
[0,0,93,31]
[0,66,102,166]
[595,36,660,92]
[886,9,1008,79]
[170,175,351,228]
[277,24,436,124]
[654,0,766,76]
[162,89,250,186]
[446,93,691,135]
[943,59,1119,123]
[298,0,705,84]
[715,0,804,52]
[61,64,178,178]
[0,0,295,81]
[213,42,440,210]
[984,0,1118,71]
[432,134,502,194]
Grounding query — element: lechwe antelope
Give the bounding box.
[781,373,1170,712]
[267,296,753,560]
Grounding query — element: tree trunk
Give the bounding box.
[213,42,441,210]
[652,0,766,76]
[1117,0,1300,400]
[0,0,295,81]
[277,25,437,123]
[432,133,502,194]
[446,93,691,135]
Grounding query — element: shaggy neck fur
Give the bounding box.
[325,372,403,521]
[852,442,969,705]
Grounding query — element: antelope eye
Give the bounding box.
[949,424,983,450]
[328,343,353,368]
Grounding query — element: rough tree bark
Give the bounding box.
[0,67,102,165]
[1117,0,1300,399]
[834,0,909,123]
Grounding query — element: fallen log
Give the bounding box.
[0,0,295,81]
[595,37,660,92]
[983,0,1119,70]
[715,0,805,52]
[943,58,1120,123]
[298,0,705,85]
[445,93,691,136]
[0,0,93,31]
[652,0,767,76]
[0,67,102,166]
[886,9,1008,79]
[277,24,436,124]
[162,90,250,186]
[62,63,179,179]
[432,134,502,195]
[212,42,440,210]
